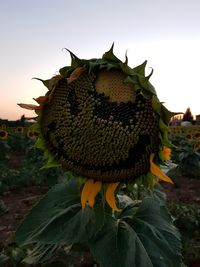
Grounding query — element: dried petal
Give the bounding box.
[17,103,42,110]
[52,75,62,80]
[33,96,49,104]
[67,67,86,84]
[105,182,121,212]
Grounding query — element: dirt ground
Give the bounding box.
[163,176,200,207]
[0,186,49,250]
[0,176,200,266]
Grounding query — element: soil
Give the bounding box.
[0,176,200,266]
[163,176,200,207]
[0,186,48,249]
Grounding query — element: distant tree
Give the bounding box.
[182,107,194,122]
[20,114,26,126]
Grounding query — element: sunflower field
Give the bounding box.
[1,46,200,267]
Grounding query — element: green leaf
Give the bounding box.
[14,182,182,267]
[160,104,182,125]
[90,216,154,267]
[0,254,9,265]
[15,180,104,246]
[66,49,86,68]
[142,184,167,206]
[131,198,181,266]
[41,157,61,169]
[119,62,134,75]
[34,137,45,149]
[15,180,79,244]
[152,95,162,115]
[89,198,182,267]
[10,247,26,264]
[22,244,59,265]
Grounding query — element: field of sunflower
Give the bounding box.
[1,46,200,267]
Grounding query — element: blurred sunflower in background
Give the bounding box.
[27,129,39,139]
[194,141,200,151]
[14,126,24,134]
[0,129,9,141]
[185,134,192,140]
[194,132,200,139]
[19,44,177,211]
[0,124,7,130]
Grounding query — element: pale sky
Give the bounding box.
[1,0,200,120]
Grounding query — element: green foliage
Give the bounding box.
[168,203,200,264]
[0,246,26,267]
[0,253,9,266]
[170,136,200,179]
[0,198,8,213]
[14,179,182,267]
[0,140,10,162]
[0,134,65,192]
[7,133,29,153]
[0,123,186,266]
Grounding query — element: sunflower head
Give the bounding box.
[0,129,9,141]
[194,132,200,139]
[18,44,177,210]
[14,126,24,134]
[27,129,39,139]
[0,124,7,130]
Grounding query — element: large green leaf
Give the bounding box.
[15,179,104,246]
[15,180,182,267]
[89,197,182,267]
[131,198,181,266]
[90,216,154,267]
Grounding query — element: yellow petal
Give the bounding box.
[88,181,102,208]
[105,182,121,212]
[150,154,173,184]
[81,179,94,209]
[163,147,171,161]
[67,67,86,84]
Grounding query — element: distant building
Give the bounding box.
[170,114,200,126]
[181,121,192,126]
[170,115,182,126]
[196,114,200,125]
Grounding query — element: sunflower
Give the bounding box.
[0,129,9,141]
[27,129,39,139]
[14,126,24,133]
[185,133,192,140]
[194,132,200,139]
[0,124,7,130]
[194,141,200,151]
[18,44,177,211]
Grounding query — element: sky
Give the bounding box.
[1,0,200,120]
